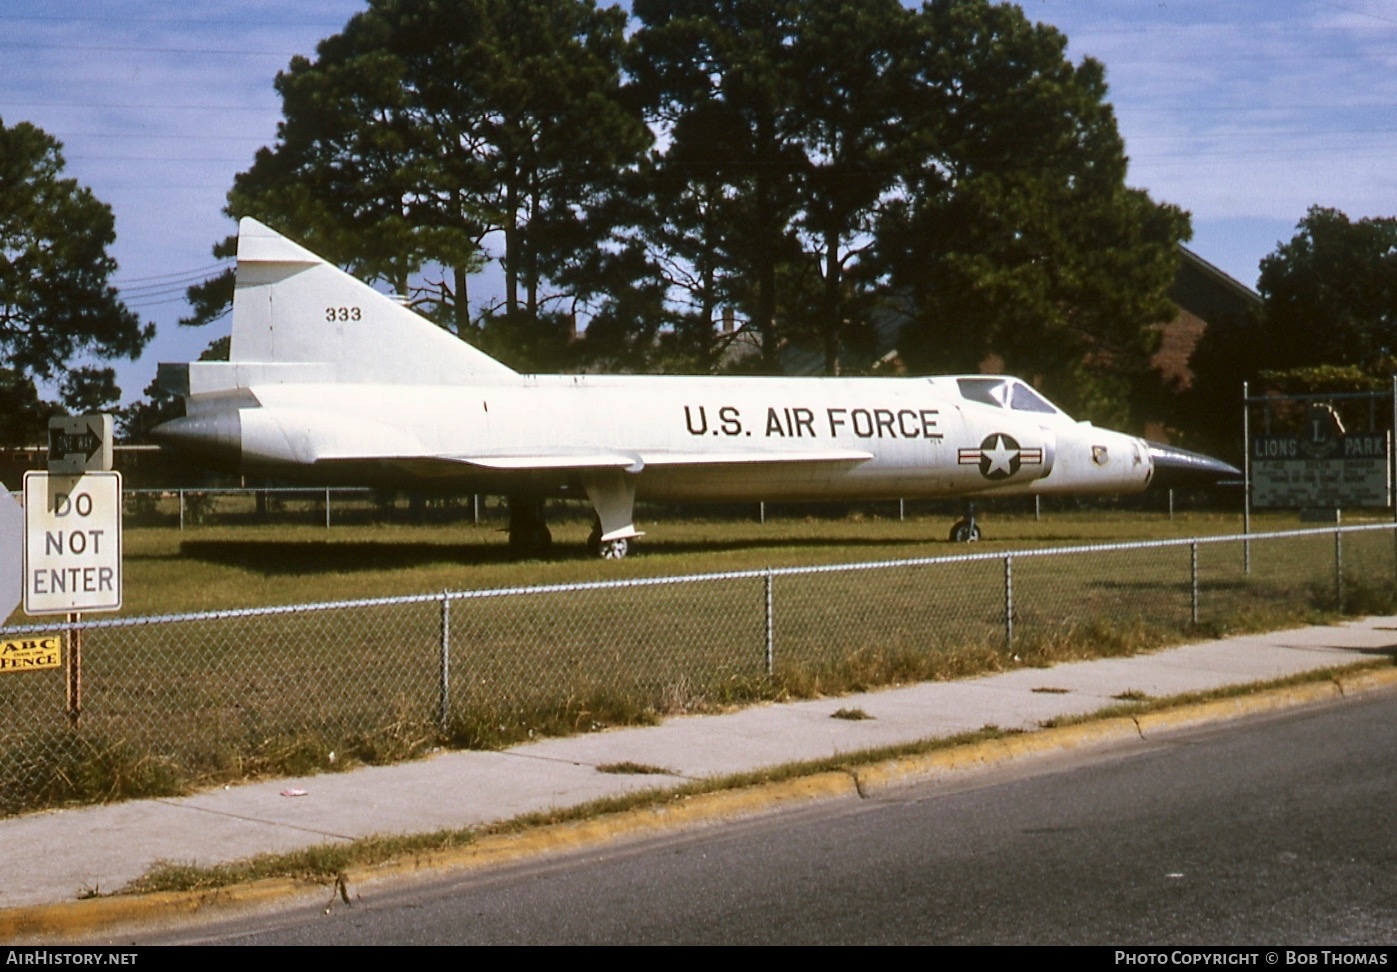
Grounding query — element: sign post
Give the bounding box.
[67,612,81,726]
[23,469,123,726]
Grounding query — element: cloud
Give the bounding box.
[1037,0,1397,232]
[2,1,364,399]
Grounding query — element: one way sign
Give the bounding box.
[48,415,114,475]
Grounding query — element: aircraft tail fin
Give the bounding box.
[229,217,517,383]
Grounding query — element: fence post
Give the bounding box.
[66,612,82,727]
[764,569,774,676]
[1004,554,1014,652]
[178,489,185,531]
[325,488,332,528]
[1190,541,1199,626]
[438,593,451,732]
[1242,379,1251,575]
[1335,529,1344,613]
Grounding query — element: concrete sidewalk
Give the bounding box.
[2,616,1396,934]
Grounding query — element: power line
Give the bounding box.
[11,36,1397,64]
[0,42,297,57]
[0,100,275,112]
[43,131,267,142]
[114,263,231,286]
[69,155,262,164]
[1131,146,1397,162]
[1310,0,1397,27]
[0,12,357,28]
[1121,102,1397,114]
[122,294,201,311]
[119,276,230,301]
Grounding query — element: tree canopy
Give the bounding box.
[1254,206,1397,370]
[186,0,1188,425]
[1180,206,1397,458]
[629,0,912,374]
[0,117,151,444]
[873,0,1188,424]
[218,0,649,369]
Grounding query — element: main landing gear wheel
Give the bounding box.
[509,522,551,552]
[949,519,981,543]
[588,519,631,560]
[507,497,552,554]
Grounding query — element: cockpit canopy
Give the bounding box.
[954,377,1066,418]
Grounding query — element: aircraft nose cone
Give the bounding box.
[1146,441,1240,489]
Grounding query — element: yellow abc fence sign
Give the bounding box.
[0,635,63,672]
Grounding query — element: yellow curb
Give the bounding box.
[1335,665,1397,696]
[0,878,310,943]
[0,771,863,943]
[1134,680,1343,735]
[997,717,1141,758]
[851,717,1143,794]
[5,665,1395,942]
[342,771,860,890]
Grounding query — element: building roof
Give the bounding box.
[768,244,1260,377]
[1166,246,1261,325]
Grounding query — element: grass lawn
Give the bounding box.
[59,501,1285,620]
[6,500,1392,814]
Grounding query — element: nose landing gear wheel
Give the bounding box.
[599,537,629,560]
[949,519,981,543]
[590,520,631,559]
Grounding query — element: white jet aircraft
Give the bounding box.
[154,218,1237,557]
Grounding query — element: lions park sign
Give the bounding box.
[1251,405,1391,509]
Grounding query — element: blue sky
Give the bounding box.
[4,0,1395,404]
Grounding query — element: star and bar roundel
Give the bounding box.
[958,433,1044,481]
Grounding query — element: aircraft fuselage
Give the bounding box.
[159,372,1153,502]
[153,218,1236,556]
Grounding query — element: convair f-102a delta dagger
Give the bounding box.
[153,218,1237,558]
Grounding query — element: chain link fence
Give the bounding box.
[119,487,484,530]
[103,486,1218,531]
[3,523,1394,816]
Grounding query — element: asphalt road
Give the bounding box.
[134,688,1397,945]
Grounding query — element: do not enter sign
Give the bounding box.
[23,471,123,615]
